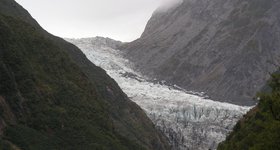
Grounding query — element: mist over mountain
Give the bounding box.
[122,0,280,106]
[157,0,183,12]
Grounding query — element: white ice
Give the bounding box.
[66,37,251,150]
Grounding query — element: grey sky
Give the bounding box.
[14,0,172,42]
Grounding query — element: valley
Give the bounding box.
[67,37,251,150]
[2,0,279,149]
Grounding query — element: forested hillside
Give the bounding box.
[0,0,170,149]
[218,72,280,149]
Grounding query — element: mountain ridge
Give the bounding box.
[0,0,170,149]
[122,0,280,106]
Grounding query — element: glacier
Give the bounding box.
[66,37,251,150]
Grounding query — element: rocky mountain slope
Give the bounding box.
[122,0,280,106]
[67,37,251,150]
[0,0,170,149]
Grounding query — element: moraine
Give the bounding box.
[66,37,251,150]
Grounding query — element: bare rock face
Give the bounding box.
[122,0,280,106]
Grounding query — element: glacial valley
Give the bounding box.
[66,37,251,150]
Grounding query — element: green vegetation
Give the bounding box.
[0,1,170,148]
[218,72,280,150]
[0,13,144,150]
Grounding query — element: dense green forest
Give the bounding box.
[218,72,280,150]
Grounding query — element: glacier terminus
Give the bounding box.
[66,37,251,150]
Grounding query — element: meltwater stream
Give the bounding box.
[66,38,251,150]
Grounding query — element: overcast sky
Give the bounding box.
[14,0,170,42]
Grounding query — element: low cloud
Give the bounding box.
[158,0,183,11]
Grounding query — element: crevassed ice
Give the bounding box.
[66,38,251,150]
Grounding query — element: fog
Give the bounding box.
[15,0,183,42]
[158,0,183,11]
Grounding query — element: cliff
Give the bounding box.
[122,0,280,106]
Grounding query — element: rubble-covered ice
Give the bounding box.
[66,38,251,150]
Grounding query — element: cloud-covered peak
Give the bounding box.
[157,0,183,12]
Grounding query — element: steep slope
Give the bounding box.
[122,0,280,106]
[218,72,280,150]
[67,37,251,150]
[0,0,170,149]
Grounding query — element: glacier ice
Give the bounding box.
[66,38,251,150]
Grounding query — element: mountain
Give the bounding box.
[218,72,280,149]
[121,0,280,106]
[67,37,251,150]
[0,0,170,149]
